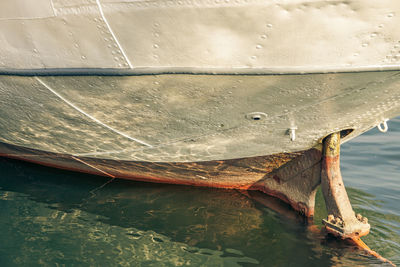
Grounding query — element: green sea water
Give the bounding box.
[0,118,399,266]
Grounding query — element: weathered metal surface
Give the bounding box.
[0,141,322,216]
[0,1,400,72]
[321,133,370,238]
[1,72,400,163]
[252,147,322,217]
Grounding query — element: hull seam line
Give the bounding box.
[35,77,153,147]
[96,0,133,68]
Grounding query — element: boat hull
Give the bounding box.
[0,141,322,217]
[1,71,400,163]
[1,71,400,216]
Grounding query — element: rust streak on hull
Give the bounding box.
[0,141,322,216]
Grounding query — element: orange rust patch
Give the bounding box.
[0,141,321,216]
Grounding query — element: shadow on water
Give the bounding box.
[1,156,398,266]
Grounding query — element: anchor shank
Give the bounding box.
[321,132,370,238]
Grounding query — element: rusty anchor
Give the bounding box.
[321,133,395,265]
[321,132,370,238]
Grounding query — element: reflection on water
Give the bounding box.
[0,118,400,266]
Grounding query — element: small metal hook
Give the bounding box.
[289,127,297,141]
[377,119,389,133]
